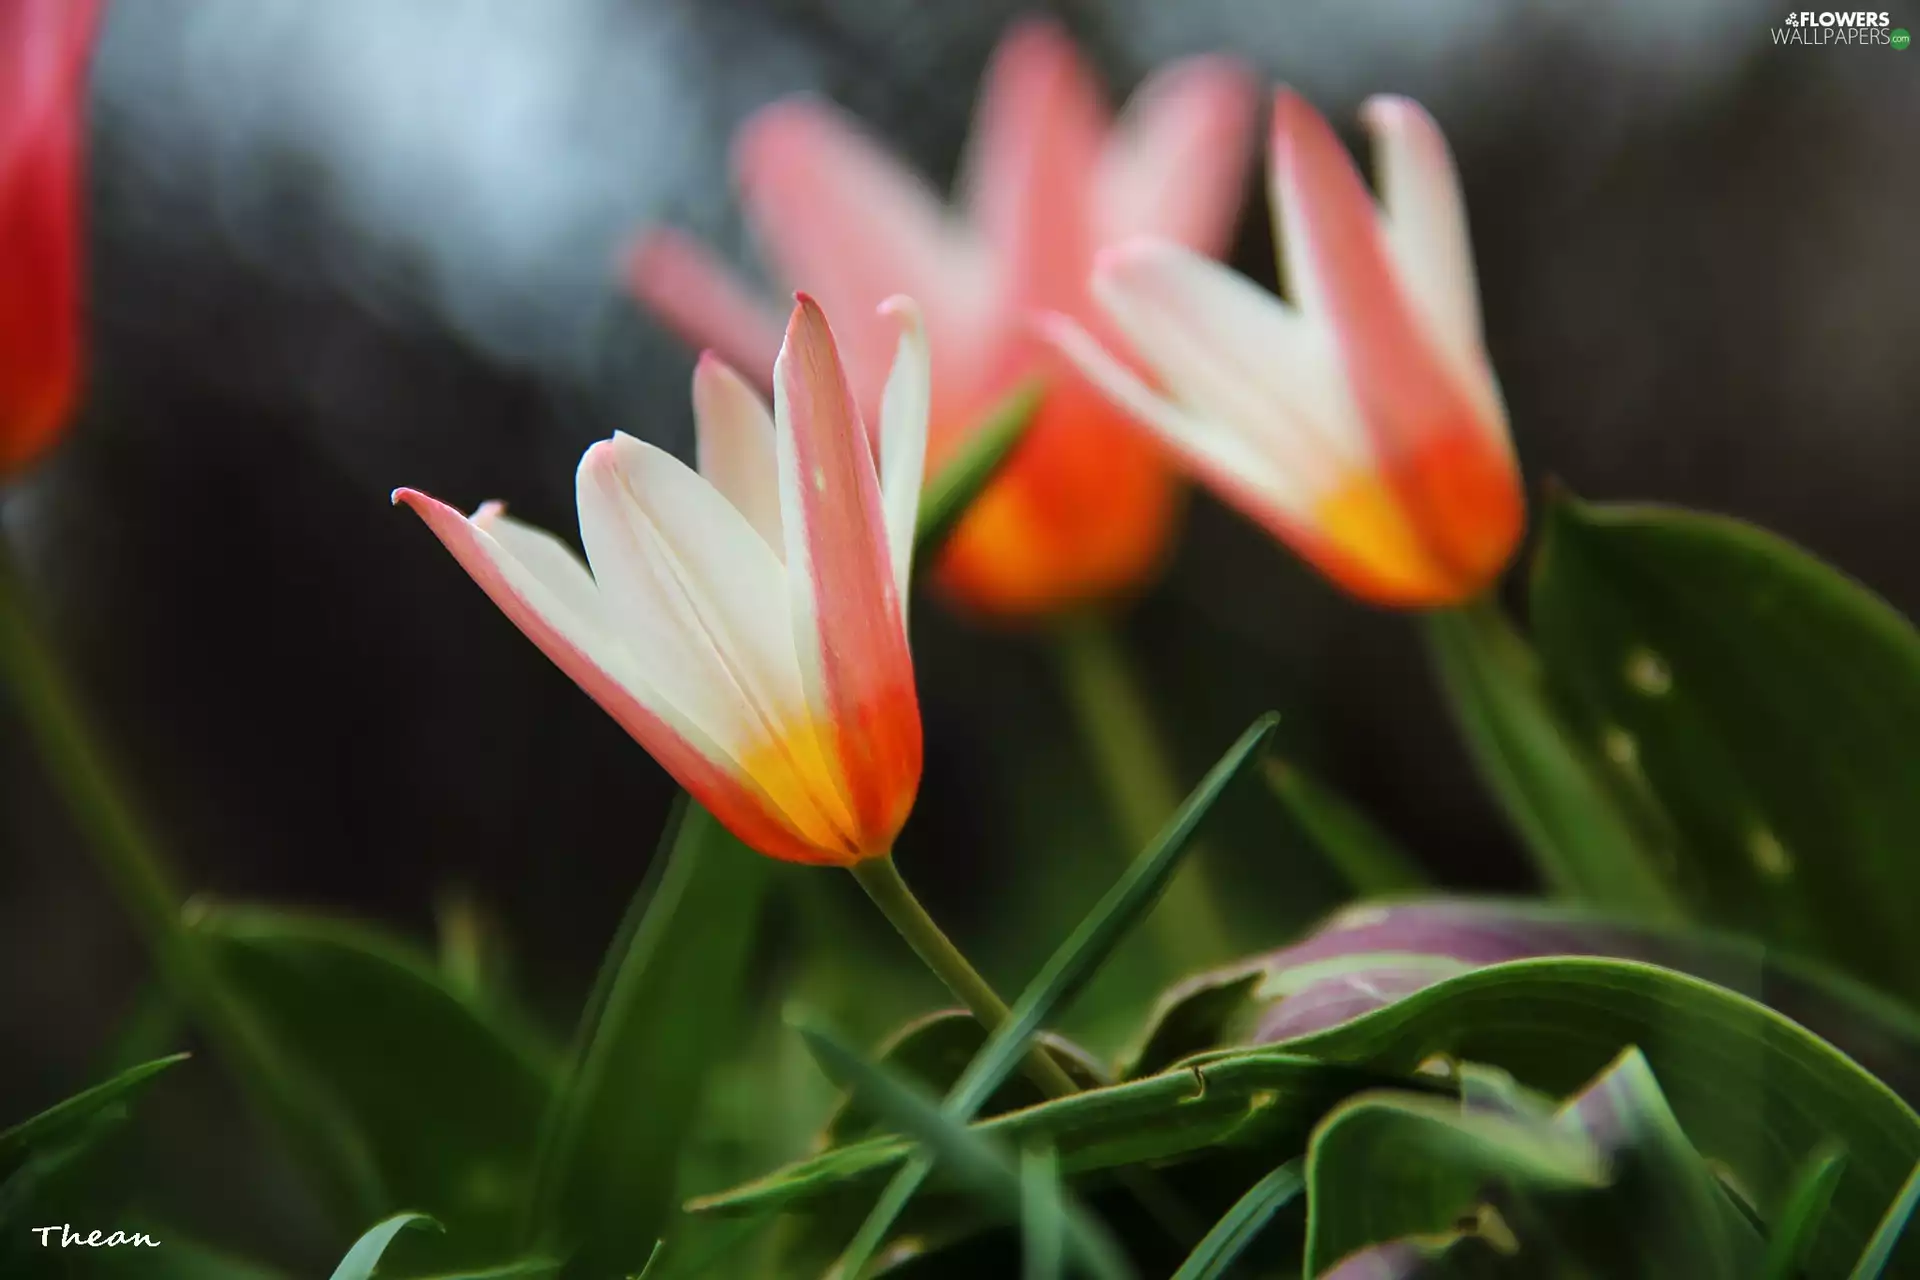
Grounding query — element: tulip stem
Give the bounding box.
[1052,612,1232,968]
[849,855,1081,1099]
[0,546,378,1221]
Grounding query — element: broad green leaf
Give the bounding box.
[1765,1146,1848,1280]
[525,799,769,1273]
[912,378,1042,564]
[1424,599,1680,919]
[197,908,556,1268]
[1263,956,1920,1277]
[330,1213,438,1280]
[694,1052,1418,1219]
[1214,898,1920,1100]
[1308,1049,1764,1278]
[836,714,1279,1275]
[1852,1161,1920,1280]
[0,1054,188,1162]
[1121,969,1265,1081]
[795,1017,1132,1280]
[1263,759,1428,898]
[1531,496,1920,996]
[1549,1047,1762,1277]
[1304,1090,1603,1274]
[1170,1158,1304,1280]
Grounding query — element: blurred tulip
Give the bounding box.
[628,21,1256,618]
[398,296,929,866]
[1050,91,1525,608]
[0,0,98,476]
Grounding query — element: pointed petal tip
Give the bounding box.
[1359,93,1419,127]
[995,14,1075,65]
[734,97,837,182]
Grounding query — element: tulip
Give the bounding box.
[627,20,1256,618]
[1049,91,1525,608]
[396,296,928,867]
[0,0,99,475]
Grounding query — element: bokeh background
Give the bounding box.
[3,0,1915,1268]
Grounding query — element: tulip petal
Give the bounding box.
[1271,90,1521,589]
[1361,95,1504,435]
[1095,55,1258,254]
[623,227,784,384]
[576,434,857,854]
[393,489,832,863]
[1040,313,1303,524]
[736,101,989,412]
[0,0,98,474]
[1091,237,1372,495]
[692,352,783,559]
[876,296,930,610]
[957,18,1105,313]
[775,298,921,850]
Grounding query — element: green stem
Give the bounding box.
[1051,612,1231,967]
[0,546,377,1219]
[849,856,1080,1099]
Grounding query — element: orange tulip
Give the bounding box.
[0,0,98,475]
[627,21,1256,618]
[1049,92,1524,607]
[398,297,930,866]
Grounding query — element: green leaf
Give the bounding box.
[1305,1090,1603,1274]
[197,908,556,1268]
[1265,956,1920,1277]
[836,714,1279,1274]
[1550,1047,1762,1277]
[1424,599,1680,918]
[1531,496,1920,995]
[794,1017,1133,1280]
[329,1213,438,1280]
[1306,1049,1765,1277]
[694,1052,1417,1219]
[912,378,1042,564]
[1263,759,1429,898]
[1121,969,1265,1081]
[1021,1144,1066,1280]
[1170,1158,1304,1280]
[0,1054,188,1163]
[1852,1161,1920,1280]
[1764,1146,1848,1280]
[525,799,770,1273]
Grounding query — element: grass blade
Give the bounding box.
[327,1213,437,1280]
[797,1018,1132,1280]
[1763,1145,1846,1280]
[912,378,1042,563]
[1851,1159,1920,1279]
[1263,759,1429,898]
[1170,1159,1305,1280]
[1022,1144,1066,1280]
[837,713,1279,1275]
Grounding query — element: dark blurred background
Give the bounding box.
[2,0,1915,1265]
